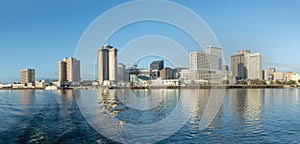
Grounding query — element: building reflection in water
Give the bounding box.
[98,88,119,117]
[230,89,263,134]
[263,89,276,109]
[187,89,224,139]
[76,88,201,143]
[57,89,74,100]
[230,89,248,117]
[97,88,182,125]
[189,89,210,124]
[19,90,36,110]
[245,89,263,122]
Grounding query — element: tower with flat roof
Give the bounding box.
[58,57,80,83]
[20,69,35,83]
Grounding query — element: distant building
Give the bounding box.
[124,68,131,82]
[150,78,179,86]
[117,63,125,82]
[181,69,224,82]
[20,69,35,84]
[231,50,262,80]
[190,52,209,69]
[174,67,186,79]
[248,52,262,79]
[269,67,276,80]
[58,61,66,82]
[58,57,80,83]
[98,45,117,84]
[262,69,269,80]
[290,73,299,83]
[269,67,276,74]
[274,72,287,82]
[222,65,229,71]
[150,60,164,71]
[286,72,299,82]
[182,46,224,83]
[160,67,175,79]
[262,67,276,81]
[230,50,250,80]
[205,46,223,70]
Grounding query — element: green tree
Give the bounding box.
[173,81,177,85]
[130,81,134,86]
[260,80,267,85]
[250,79,256,85]
[222,79,230,84]
[275,80,282,85]
[240,80,247,85]
[250,79,260,85]
[287,80,296,85]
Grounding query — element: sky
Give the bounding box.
[0,0,300,83]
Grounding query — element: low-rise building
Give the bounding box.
[26,83,35,88]
[180,69,224,84]
[286,72,299,83]
[12,84,26,88]
[0,84,12,88]
[150,78,179,86]
[274,72,287,82]
[35,80,46,88]
[160,67,175,80]
[183,79,208,85]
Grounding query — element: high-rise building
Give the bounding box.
[262,69,269,80]
[181,46,224,83]
[98,45,117,83]
[58,61,66,82]
[274,72,287,81]
[231,50,262,80]
[190,52,209,70]
[117,63,125,82]
[231,51,248,80]
[58,57,80,83]
[190,49,221,70]
[150,60,164,70]
[269,67,276,74]
[262,67,276,81]
[248,52,262,79]
[160,67,175,79]
[205,46,223,70]
[269,67,276,80]
[20,69,35,84]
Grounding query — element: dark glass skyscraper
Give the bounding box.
[150,60,164,70]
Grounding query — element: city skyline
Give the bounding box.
[0,46,298,84]
[1,0,300,83]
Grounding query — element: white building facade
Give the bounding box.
[98,45,117,84]
[248,52,262,80]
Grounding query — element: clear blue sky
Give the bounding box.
[1,0,300,83]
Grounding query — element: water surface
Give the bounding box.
[0,89,299,143]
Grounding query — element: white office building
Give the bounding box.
[248,52,262,80]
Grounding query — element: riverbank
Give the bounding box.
[0,88,45,90]
[111,85,285,89]
[0,85,288,90]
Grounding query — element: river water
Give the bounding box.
[0,89,299,143]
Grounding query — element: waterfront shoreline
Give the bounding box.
[0,85,287,90]
[111,85,284,89]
